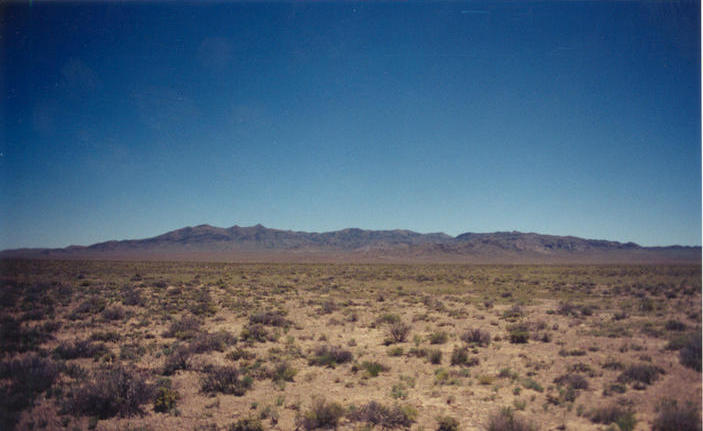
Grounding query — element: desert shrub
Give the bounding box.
[122,288,144,306]
[407,347,427,358]
[557,302,579,316]
[348,401,416,428]
[101,305,126,321]
[553,373,589,390]
[652,399,701,431]
[602,358,624,370]
[388,346,404,357]
[360,361,389,377]
[240,324,269,343]
[163,315,202,340]
[503,305,525,320]
[65,365,154,419]
[119,343,146,361]
[558,348,586,357]
[521,378,543,393]
[589,404,636,430]
[450,346,477,366]
[320,300,337,314]
[162,345,192,376]
[428,349,442,364]
[74,296,107,316]
[436,415,460,431]
[461,328,491,346]
[617,363,664,386]
[153,378,179,413]
[386,322,411,344]
[665,320,687,331]
[53,340,108,360]
[188,286,216,316]
[507,324,529,344]
[269,361,297,382]
[229,417,264,431]
[90,331,121,343]
[486,407,536,431]
[375,313,401,326]
[0,316,52,354]
[296,398,345,430]
[309,345,353,367]
[189,330,237,353]
[679,333,701,372]
[200,365,252,396]
[249,310,290,327]
[429,331,448,345]
[226,347,256,362]
[0,355,59,429]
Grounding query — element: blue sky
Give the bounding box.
[1,1,700,248]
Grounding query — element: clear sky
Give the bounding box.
[1,1,700,249]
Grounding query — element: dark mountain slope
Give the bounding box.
[1,224,699,263]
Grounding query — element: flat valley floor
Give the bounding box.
[0,260,700,430]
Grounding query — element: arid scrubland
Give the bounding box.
[0,260,700,431]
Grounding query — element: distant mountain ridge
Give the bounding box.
[1,224,700,263]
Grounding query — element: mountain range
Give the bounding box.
[1,224,700,263]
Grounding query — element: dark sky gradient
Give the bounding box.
[1,1,700,248]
